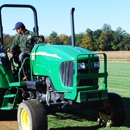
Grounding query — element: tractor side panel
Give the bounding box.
[0,66,14,88]
[31,54,73,92]
[31,45,74,92]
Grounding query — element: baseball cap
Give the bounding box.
[13,22,25,30]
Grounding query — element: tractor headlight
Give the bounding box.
[94,62,100,68]
[0,53,6,58]
[78,62,86,69]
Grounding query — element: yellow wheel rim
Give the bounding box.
[21,109,30,130]
[99,100,111,122]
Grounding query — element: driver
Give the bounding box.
[10,22,44,81]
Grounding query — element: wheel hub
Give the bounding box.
[21,109,30,130]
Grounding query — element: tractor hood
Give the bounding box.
[31,44,98,61]
[31,43,100,92]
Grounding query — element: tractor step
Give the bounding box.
[9,81,26,87]
[1,106,14,110]
[4,94,16,98]
[1,87,20,110]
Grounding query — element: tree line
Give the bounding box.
[3,24,130,51]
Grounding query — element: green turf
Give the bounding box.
[48,61,130,130]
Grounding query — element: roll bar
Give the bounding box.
[0,4,39,45]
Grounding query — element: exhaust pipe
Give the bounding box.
[70,8,75,47]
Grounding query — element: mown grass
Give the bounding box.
[48,61,130,130]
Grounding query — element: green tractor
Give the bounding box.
[0,4,126,130]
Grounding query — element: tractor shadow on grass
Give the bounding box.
[52,108,97,122]
[49,108,105,130]
[50,126,103,130]
[49,97,130,130]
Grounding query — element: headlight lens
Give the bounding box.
[0,53,6,58]
[78,62,86,69]
[94,62,100,68]
[78,61,100,69]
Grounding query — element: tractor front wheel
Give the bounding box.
[97,92,126,126]
[17,99,48,130]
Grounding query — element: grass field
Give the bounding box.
[47,60,130,130]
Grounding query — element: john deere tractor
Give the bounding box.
[0,4,126,130]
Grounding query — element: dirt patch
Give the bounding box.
[94,51,130,61]
[0,121,18,130]
[0,111,18,130]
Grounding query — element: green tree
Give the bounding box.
[66,36,71,45]
[92,29,102,51]
[121,33,130,50]
[48,31,58,44]
[75,33,84,46]
[3,34,13,49]
[80,28,94,50]
[97,24,112,51]
[111,27,125,50]
[59,34,68,45]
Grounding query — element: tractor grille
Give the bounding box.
[77,60,99,86]
[60,59,99,87]
[78,69,99,86]
[60,61,74,87]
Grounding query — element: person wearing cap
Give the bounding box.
[10,22,44,81]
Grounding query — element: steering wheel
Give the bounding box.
[25,36,41,48]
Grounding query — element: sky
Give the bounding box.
[0,0,130,37]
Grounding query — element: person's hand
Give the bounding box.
[39,35,45,42]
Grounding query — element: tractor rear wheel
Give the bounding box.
[97,92,126,126]
[17,99,48,130]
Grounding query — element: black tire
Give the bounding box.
[97,92,126,126]
[17,99,48,130]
